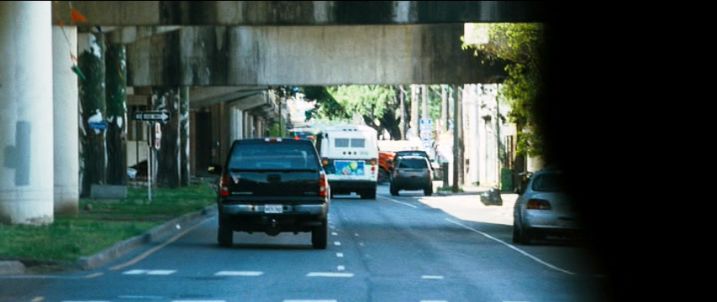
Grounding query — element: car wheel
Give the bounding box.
[513,222,531,245]
[217,225,233,247]
[424,185,433,196]
[311,219,328,249]
[390,185,399,196]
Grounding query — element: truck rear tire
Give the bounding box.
[311,219,328,249]
[218,226,233,247]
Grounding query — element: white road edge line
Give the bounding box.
[383,196,418,208]
[420,300,448,302]
[110,217,213,271]
[172,300,226,302]
[445,218,576,276]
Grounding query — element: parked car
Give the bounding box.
[513,168,580,244]
[389,156,433,196]
[209,137,330,249]
[378,150,396,183]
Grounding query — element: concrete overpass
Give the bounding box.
[53,1,544,26]
[1,1,543,224]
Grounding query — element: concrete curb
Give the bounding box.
[0,261,26,275]
[75,204,216,270]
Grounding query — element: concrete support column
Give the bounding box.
[105,44,127,185]
[52,25,79,214]
[179,87,190,186]
[79,31,107,197]
[152,88,180,188]
[0,2,54,224]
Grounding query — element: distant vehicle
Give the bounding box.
[209,138,330,249]
[513,168,581,244]
[378,150,395,183]
[315,125,378,199]
[389,156,433,196]
[288,127,320,142]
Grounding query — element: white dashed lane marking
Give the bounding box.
[336,253,344,258]
[333,241,341,246]
[214,271,264,277]
[306,272,354,278]
[331,232,338,236]
[122,269,175,275]
[421,275,445,280]
[283,300,337,302]
[337,265,345,271]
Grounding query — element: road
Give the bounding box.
[0,184,609,302]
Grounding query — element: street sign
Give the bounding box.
[88,121,107,130]
[154,123,162,150]
[132,111,170,123]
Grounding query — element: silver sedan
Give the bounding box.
[513,169,581,244]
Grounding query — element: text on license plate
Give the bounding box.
[264,204,283,214]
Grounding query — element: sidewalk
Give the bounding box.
[434,181,493,196]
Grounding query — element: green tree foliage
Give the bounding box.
[302,85,405,139]
[463,23,544,156]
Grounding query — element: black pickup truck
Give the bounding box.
[209,138,330,249]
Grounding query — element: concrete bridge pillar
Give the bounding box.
[0,2,54,224]
[53,25,79,214]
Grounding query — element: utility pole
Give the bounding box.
[441,85,448,132]
[452,85,464,192]
[398,85,406,140]
[410,85,419,138]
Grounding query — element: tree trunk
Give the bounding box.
[398,85,406,140]
[79,32,106,197]
[105,43,127,185]
[180,87,190,186]
[153,87,180,188]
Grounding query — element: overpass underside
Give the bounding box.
[2,1,542,224]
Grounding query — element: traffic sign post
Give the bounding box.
[132,110,170,123]
[132,111,171,202]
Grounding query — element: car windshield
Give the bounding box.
[398,158,428,169]
[229,143,319,170]
[531,173,566,192]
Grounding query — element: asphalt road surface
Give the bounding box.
[0,184,609,302]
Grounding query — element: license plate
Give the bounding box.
[264,204,283,214]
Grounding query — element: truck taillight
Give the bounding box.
[219,173,230,198]
[319,172,328,198]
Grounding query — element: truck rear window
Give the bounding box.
[229,143,320,170]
